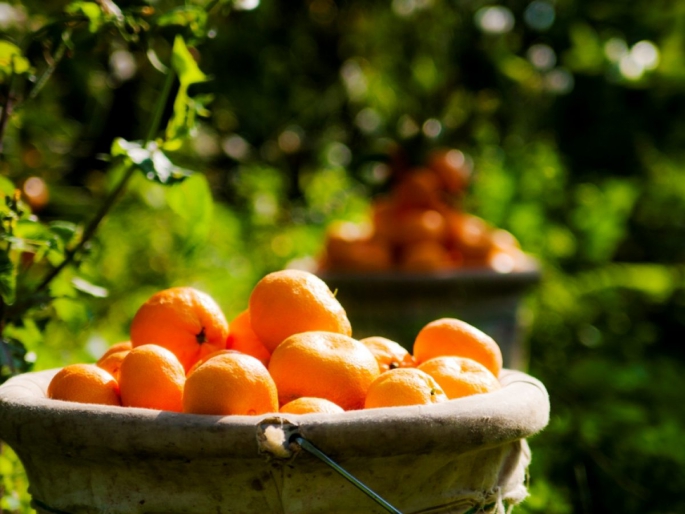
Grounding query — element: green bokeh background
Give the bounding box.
[2,0,685,512]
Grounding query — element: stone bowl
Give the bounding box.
[0,367,549,514]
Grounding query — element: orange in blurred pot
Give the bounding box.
[426,148,471,193]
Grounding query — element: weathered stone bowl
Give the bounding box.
[0,368,549,514]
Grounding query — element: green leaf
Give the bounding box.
[0,251,16,305]
[0,176,15,197]
[0,41,31,80]
[172,35,207,87]
[157,6,208,39]
[166,35,210,143]
[111,138,192,185]
[49,221,78,247]
[166,173,214,248]
[71,276,108,298]
[65,1,105,33]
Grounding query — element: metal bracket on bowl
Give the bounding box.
[289,433,403,514]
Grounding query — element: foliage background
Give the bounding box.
[2,0,685,512]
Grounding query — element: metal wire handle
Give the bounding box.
[291,434,403,514]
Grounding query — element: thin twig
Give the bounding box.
[33,65,177,295]
[28,30,72,102]
[34,161,136,293]
[0,72,16,155]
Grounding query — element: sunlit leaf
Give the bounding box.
[0,41,30,80]
[157,6,208,39]
[49,221,78,247]
[71,276,108,298]
[172,35,207,87]
[111,138,192,185]
[166,35,210,143]
[65,1,105,33]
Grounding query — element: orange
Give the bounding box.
[413,318,503,377]
[249,270,352,352]
[426,148,471,193]
[364,368,447,409]
[183,352,278,415]
[328,240,393,272]
[268,331,380,410]
[98,341,132,361]
[445,212,493,262]
[399,240,453,272]
[490,228,520,252]
[280,397,345,415]
[47,364,121,406]
[391,209,447,246]
[360,336,415,372]
[324,223,393,273]
[393,168,443,209]
[118,344,186,412]
[130,287,229,372]
[186,349,240,376]
[372,197,399,243]
[226,310,271,367]
[96,349,129,382]
[418,356,501,399]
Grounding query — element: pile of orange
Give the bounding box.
[319,148,529,273]
[48,269,503,415]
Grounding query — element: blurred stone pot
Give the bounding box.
[319,262,541,370]
[0,368,548,514]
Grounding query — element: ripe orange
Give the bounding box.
[325,236,393,272]
[268,331,380,410]
[418,356,501,399]
[47,364,121,406]
[186,349,240,376]
[183,352,278,415]
[391,209,447,246]
[364,368,447,409]
[130,287,229,372]
[393,168,443,209]
[98,341,132,361]
[399,240,453,272]
[445,212,492,262]
[372,197,398,243]
[118,344,186,412]
[96,349,129,382]
[426,148,471,193]
[249,270,352,352]
[360,336,415,372]
[280,397,345,415]
[412,318,503,377]
[226,310,271,367]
